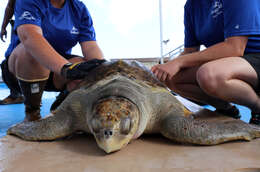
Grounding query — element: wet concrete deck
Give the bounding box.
[0,134,260,172]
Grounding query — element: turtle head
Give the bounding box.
[90,96,139,153]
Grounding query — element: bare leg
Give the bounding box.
[8,44,49,121]
[9,45,85,91]
[196,57,260,113]
[8,44,50,80]
[167,56,260,113]
[166,66,232,109]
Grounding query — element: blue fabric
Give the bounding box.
[184,0,260,53]
[4,28,20,57]
[14,0,96,55]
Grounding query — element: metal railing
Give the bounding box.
[163,44,184,60]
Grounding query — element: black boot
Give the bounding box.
[18,79,47,122]
[0,95,24,105]
[249,113,260,126]
[0,58,24,105]
[215,105,241,119]
[50,90,69,112]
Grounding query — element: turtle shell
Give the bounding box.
[78,59,166,88]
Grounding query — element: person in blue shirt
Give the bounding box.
[152,0,260,126]
[0,0,24,105]
[1,0,15,42]
[7,0,105,121]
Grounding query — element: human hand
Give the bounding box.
[151,60,181,82]
[0,29,7,42]
[60,59,106,80]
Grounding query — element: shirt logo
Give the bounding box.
[70,26,79,35]
[235,24,240,29]
[19,11,36,21]
[211,1,223,18]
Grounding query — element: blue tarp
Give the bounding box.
[0,83,57,137]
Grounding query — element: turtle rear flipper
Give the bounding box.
[7,114,73,141]
[160,109,260,145]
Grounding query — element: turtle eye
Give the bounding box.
[120,118,131,134]
[91,118,102,133]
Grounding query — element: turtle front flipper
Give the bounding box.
[160,109,260,145]
[7,113,73,141]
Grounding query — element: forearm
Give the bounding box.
[84,47,104,60]
[176,37,247,68]
[179,46,200,56]
[18,27,69,74]
[81,41,104,61]
[1,6,14,30]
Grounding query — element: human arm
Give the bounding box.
[59,41,105,80]
[17,24,69,74]
[151,36,248,81]
[14,0,105,80]
[80,41,104,60]
[151,46,200,81]
[173,36,248,69]
[1,0,16,42]
[17,24,105,80]
[179,46,200,56]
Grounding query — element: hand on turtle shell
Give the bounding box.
[60,59,106,80]
[151,59,181,82]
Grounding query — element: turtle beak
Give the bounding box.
[95,129,131,153]
[98,140,120,153]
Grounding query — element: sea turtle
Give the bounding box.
[7,60,260,153]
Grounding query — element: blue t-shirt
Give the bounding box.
[184,0,260,53]
[14,0,96,55]
[5,27,20,57]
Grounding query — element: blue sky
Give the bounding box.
[0,0,186,61]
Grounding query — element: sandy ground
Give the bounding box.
[0,133,260,172]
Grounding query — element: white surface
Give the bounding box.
[175,95,203,113]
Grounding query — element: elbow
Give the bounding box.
[233,45,246,57]
[17,24,43,47]
[225,36,248,57]
[17,26,30,43]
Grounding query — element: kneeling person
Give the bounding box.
[8,0,105,121]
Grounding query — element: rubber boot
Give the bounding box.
[18,79,47,122]
[250,113,260,126]
[215,105,241,119]
[0,58,24,104]
[50,89,69,112]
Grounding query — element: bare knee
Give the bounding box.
[197,64,224,96]
[8,44,32,73]
[8,53,17,74]
[8,44,49,79]
[8,45,23,74]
